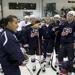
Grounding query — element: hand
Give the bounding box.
[65,31,69,36]
[61,32,68,36]
[20,59,29,67]
[20,47,26,54]
[52,28,55,31]
[31,33,35,37]
[61,32,66,36]
[23,44,29,48]
[20,64,26,66]
[52,27,58,31]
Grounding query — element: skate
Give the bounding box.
[32,66,36,72]
[38,59,46,73]
[46,61,50,68]
[31,57,36,63]
[42,65,46,72]
[31,56,36,72]
[45,53,52,68]
[54,55,59,68]
[0,68,3,73]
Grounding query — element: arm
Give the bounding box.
[3,33,27,66]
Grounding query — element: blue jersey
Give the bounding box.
[59,21,75,44]
[39,24,55,40]
[0,28,3,62]
[16,24,32,45]
[27,25,39,49]
[0,28,25,75]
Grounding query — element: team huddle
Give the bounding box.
[0,10,75,75]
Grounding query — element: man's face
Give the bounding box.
[45,17,50,24]
[31,18,37,25]
[67,14,74,22]
[25,18,30,22]
[8,18,18,32]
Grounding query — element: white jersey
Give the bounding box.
[17,20,31,31]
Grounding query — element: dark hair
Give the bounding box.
[35,20,40,24]
[0,18,8,28]
[7,15,17,23]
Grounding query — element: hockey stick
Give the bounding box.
[36,29,43,75]
[26,65,33,75]
[36,68,41,75]
[51,54,57,72]
[36,60,46,75]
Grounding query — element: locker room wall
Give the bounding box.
[2,0,42,19]
[43,0,75,11]
[2,0,75,18]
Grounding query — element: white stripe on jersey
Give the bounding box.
[3,31,8,46]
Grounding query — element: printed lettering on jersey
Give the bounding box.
[63,27,72,33]
[31,29,39,37]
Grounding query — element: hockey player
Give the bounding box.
[53,14,61,68]
[58,11,75,75]
[24,16,40,71]
[17,15,31,31]
[54,14,61,55]
[39,16,55,68]
[15,16,31,53]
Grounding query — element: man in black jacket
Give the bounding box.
[0,15,28,75]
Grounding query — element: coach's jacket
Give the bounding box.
[0,28,25,75]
